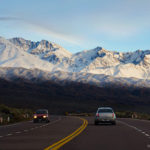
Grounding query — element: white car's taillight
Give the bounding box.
[96,113,99,117]
[112,113,115,119]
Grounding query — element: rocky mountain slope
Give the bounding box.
[0,67,150,88]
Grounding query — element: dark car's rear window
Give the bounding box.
[36,110,48,114]
[98,109,113,113]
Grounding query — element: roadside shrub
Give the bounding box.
[0,104,33,125]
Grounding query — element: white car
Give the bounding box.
[95,107,116,125]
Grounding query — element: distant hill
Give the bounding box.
[0,77,150,114]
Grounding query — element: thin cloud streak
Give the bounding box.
[0,17,21,21]
[25,22,83,45]
[0,17,83,45]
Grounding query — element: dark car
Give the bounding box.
[33,109,50,123]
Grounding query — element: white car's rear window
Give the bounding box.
[98,109,113,113]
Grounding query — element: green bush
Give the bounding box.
[0,104,33,125]
[116,111,150,120]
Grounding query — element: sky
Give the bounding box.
[0,0,150,53]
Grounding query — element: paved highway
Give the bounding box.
[0,116,150,150]
[61,117,150,150]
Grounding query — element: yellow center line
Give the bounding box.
[44,117,88,150]
[45,119,86,149]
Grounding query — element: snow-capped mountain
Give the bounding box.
[9,37,150,79]
[1,36,150,87]
[9,37,72,64]
[0,37,54,71]
[68,47,150,79]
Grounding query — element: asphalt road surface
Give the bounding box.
[0,116,150,150]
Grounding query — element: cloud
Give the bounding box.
[25,22,82,45]
[0,17,21,21]
[0,16,83,45]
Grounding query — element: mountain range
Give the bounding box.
[1,36,150,87]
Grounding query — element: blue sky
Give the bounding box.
[0,0,150,53]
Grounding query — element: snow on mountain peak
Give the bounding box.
[1,36,150,81]
[9,37,72,64]
[0,37,54,71]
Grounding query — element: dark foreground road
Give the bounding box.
[0,116,150,150]
[61,117,150,150]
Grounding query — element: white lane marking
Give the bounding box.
[6,134,12,136]
[118,120,150,140]
[47,118,62,125]
[15,131,21,134]
[123,118,150,123]
[24,130,28,132]
[147,144,150,148]
[145,134,150,137]
[0,118,62,138]
[0,121,31,128]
